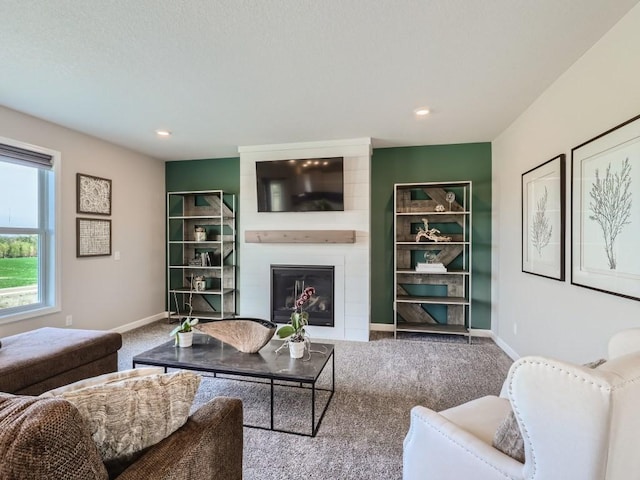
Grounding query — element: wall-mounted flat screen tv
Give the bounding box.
[256,157,344,212]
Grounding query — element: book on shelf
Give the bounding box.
[415,262,447,273]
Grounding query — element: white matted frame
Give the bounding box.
[77,173,112,215]
[522,154,566,280]
[77,218,112,257]
[571,113,640,301]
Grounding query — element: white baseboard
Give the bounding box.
[111,312,167,334]
[492,334,520,360]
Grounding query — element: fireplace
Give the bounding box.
[270,265,335,327]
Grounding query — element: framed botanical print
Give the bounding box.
[571,114,640,301]
[522,154,566,280]
[77,173,112,215]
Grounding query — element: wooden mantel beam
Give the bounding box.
[245,230,356,244]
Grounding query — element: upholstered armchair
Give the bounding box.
[403,329,640,480]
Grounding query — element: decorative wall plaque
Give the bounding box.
[77,218,112,257]
[77,173,112,215]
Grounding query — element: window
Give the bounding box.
[0,137,60,323]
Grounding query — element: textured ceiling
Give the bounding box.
[1,0,637,160]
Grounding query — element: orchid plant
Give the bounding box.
[170,279,199,345]
[277,286,316,343]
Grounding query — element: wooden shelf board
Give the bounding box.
[169,288,234,295]
[168,215,234,220]
[395,211,470,216]
[396,269,469,275]
[169,265,229,270]
[396,295,469,305]
[170,311,235,321]
[396,241,469,245]
[245,230,355,244]
[396,322,468,335]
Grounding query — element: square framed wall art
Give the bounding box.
[571,113,640,301]
[522,154,566,281]
[77,218,112,257]
[77,173,112,215]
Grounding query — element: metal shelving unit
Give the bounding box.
[393,181,472,341]
[166,190,236,321]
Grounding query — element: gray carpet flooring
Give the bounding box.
[119,322,513,480]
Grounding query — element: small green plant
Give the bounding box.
[169,316,199,337]
[169,316,199,346]
[276,286,315,343]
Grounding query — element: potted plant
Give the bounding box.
[277,286,315,358]
[170,316,199,348]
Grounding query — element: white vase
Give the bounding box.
[177,331,193,348]
[289,340,305,359]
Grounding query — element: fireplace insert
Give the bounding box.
[270,265,334,327]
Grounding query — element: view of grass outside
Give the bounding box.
[0,236,39,309]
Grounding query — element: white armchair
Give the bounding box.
[403,329,640,480]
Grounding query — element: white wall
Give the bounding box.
[238,138,371,341]
[492,4,640,362]
[0,106,166,337]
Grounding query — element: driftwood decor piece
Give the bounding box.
[195,318,276,353]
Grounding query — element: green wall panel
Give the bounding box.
[371,143,492,329]
[165,157,241,312]
[165,144,492,330]
[165,157,240,194]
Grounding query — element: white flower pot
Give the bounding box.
[289,340,305,359]
[177,331,193,348]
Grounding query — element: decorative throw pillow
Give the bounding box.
[492,410,525,462]
[42,370,201,463]
[493,358,608,462]
[40,367,164,398]
[0,393,108,480]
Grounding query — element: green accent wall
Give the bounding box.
[166,143,492,330]
[371,143,492,329]
[165,157,240,194]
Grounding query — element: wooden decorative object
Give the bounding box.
[195,318,276,353]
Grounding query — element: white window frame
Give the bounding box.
[0,136,61,324]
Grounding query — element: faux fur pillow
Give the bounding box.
[492,410,525,462]
[42,370,201,463]
[40,367,164,397]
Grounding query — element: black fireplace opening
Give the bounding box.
[270,265,335,327]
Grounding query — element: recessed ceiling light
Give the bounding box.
[414,108,430,117]
[155,129,172,137]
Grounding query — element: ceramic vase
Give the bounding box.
[177,331,193,348]
[289,340,305,359]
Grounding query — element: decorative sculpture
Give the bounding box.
[195,318,276,353]
[415,218,451,243]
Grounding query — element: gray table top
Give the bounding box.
[132,334,334,383]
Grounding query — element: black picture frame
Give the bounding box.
[571,114,640,301]
[77,218,112,257]
[522,154,566,281]
[77,173,112,215]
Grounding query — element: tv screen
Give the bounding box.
[256,157,344,212]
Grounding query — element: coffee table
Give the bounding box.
[132,335,335,437]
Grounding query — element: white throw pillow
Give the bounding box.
[42,370,201,462]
